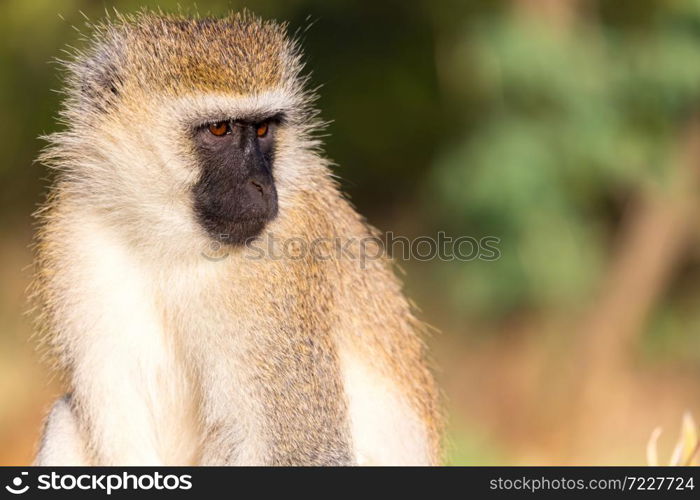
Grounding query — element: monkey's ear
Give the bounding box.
[79,58,123,113]
[72,33,126,113]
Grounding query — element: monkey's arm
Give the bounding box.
[35,395,90,466]
[188,253,356,466]
[194,319,356,466]
[330,205,443,465]
[35,214,170,466]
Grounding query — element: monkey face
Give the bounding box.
[191,115,280,245]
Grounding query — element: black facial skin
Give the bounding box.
[192,117,280,246]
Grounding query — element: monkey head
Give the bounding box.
[46,12,323,251]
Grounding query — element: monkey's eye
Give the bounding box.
[208,121,230,136]
[256,122,269,138]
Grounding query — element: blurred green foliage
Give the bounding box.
[430,1,700,318]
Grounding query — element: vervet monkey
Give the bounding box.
[32,11,441,466]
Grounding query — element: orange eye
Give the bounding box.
[256,122,269,138]
[208,121,229,136]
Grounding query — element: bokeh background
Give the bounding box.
[2,0,700,465]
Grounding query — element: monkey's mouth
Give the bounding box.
[194,182,279,246]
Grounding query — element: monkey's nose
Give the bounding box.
[248,179,269,198]
[250,179,265,196]
[245,177,278,216]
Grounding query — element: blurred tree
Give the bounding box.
[429,0,700,320]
